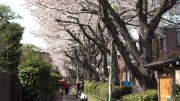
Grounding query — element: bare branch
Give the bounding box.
[36,2,63,12]
[66,29,83,45]
[55,19,79,25]
[150,0,178,30]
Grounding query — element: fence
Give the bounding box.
[0,71,22,101]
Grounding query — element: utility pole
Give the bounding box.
[119,55,123,100]
[109,37,113,101]
[120,55,123,87]
[77,58,79,82]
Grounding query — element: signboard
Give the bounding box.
[160,76,172,101]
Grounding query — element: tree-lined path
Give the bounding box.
[0,0,179,101]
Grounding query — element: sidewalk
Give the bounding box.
[50,88,80,101]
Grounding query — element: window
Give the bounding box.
[160,38,163,48]
[177,29,180,46]
[160,38,166,48]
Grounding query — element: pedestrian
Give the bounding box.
[76,81,81,96]
[59,79,65,95]
[80,81,84,93]
[80,92,87,101]
[64,80,69,95]
[76,81,80,90]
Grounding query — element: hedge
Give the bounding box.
[122,84,180,101]
[122,89,158,101]
[85,83,180,101]
[18,58,60,101]
[84,81,132,101]
[171,84,180,101]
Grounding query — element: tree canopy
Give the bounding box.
[0,4,23,72]
[25,0,179,89]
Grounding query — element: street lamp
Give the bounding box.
[109,37,113,101]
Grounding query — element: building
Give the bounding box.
[36,51,52,63]
[120,25,180,91]
[32,46,52,63]
[153,26,180,60]
[152,25,180,84]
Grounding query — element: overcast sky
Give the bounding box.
[1,0,47,49]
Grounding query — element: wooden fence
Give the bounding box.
[0,71,22,101]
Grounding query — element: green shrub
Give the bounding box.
[171,93,180,101]
[171,84,180,101]
[176,84,180,94]
[49,72,60,91]
[112,86,132,100]
[122,86,132,96]
[18,58,59,101]
[112,87,120,100]
[84,81,132,101]
[123,89,158,101]
[84,81,108,100]
[84,81,93,94]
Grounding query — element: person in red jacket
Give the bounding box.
[64,80,69,95]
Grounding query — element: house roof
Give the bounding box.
[144,58,180,71]
[32,46,43,52]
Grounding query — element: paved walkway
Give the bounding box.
[50,88,80,101]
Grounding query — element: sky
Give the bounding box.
[1,0,47,49]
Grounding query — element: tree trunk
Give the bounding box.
[139,36,157,90]
[103,52,109,77]
[112,43,119,85]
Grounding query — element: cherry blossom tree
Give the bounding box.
[97,0,179,89]
[24,0,114,82]
[25,0,179,89]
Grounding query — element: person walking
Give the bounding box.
[75,81,81,97]
[80,81,84,93]
[64,80,69,95]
